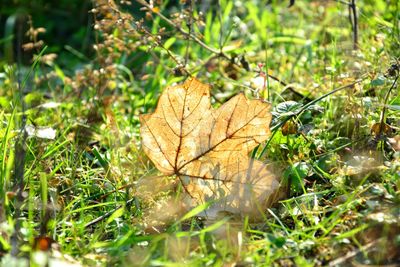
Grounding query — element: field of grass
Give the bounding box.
[0,0,399,266]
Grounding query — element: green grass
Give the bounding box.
[1,0,400,266]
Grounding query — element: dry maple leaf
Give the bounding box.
[140,78,280,218]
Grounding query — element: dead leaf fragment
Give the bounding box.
[282,120,298,136]
[140,78,280,218]
[370,122,393,136]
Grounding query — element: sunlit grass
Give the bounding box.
[0,0,399,266]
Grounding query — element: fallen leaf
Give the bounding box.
[140,78,280,218]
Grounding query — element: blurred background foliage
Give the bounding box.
[1,0,93,65]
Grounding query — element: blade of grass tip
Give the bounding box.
[64,45,89,61]
[264,38,271,102]
[333,224,368,241]
[378,75,398,136]
[1,108,17,197]
[279,189,333,203]
[105,206,125,225]
[169,202,212,230]
[198,217,231,235]
[21,46,47,90]
[84,197,137,229]
[92,147,109,170]
[256,76,367,159]
[310,138,360,160]
[40,173,48,219]
[67,202,119,215]
[42,139,69,160]
[267,208,289,235]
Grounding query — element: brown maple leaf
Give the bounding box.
[140,78,280,218]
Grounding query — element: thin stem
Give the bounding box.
[333,0,358,49]
[257,76,368,158]
[136,0,221,55]
[378,75,399,136]
[184,0,194,66]
[350,0,359,49]
[218,0,223,50]
[11,21,27,256]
